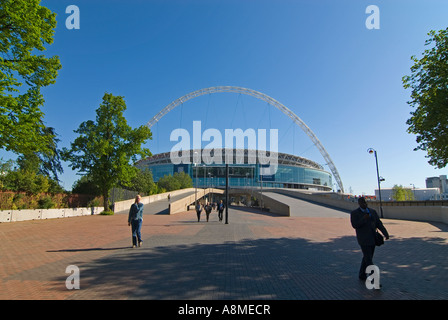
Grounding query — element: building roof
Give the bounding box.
[136,148,324,170]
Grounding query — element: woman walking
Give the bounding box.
[128,195,144,248]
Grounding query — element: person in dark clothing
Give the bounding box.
[217,200,225,222]
[350,197,389,280]
[195,202,202,222]
[205,202,212,222]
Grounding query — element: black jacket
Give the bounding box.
[350,207,389,246]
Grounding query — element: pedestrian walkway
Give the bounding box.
[262,191,349,217]
[0,199,447,300]
[141,190,197,215]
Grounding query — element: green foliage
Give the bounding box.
[100,210,114,215]
[37,196,55,209]
[403,27,448,168]
[2,169,48,193]
[0,156,64,194]
[0,190,103,210]
[87,197,101,208]
[174,171,193,189]
[0,0,62,155]
[72,175,101,196]
[391,184,415,201]
[12,193,25,209]
[157,171,193,192]
[157,175,181,192]
[126,168,156,195]
[62,93,152,210]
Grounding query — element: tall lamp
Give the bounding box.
[194,151,198,206]
[367,148,384,218]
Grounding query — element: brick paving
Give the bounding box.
[0,201,447,300]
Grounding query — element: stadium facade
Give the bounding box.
[136,148,333,191]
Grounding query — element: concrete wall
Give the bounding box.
[169,188,225,214]
[7,187,441,224]
[271,189,358,212]
[252,190,290,216]
[370,204,448,225]
[113,188,197,213]
[0,207,104,223]
[270,188,448,224]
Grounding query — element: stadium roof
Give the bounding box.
[136,148,324,170]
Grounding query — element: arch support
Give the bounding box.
[146,86,344,193]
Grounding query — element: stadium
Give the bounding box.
[138,86,344,194]
[135,148,333,191]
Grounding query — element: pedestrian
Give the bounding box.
[217,200,225,222]
[350,197,389,281]
[128,195,144,248]
[205,202,212,222]
[195,202,202,222]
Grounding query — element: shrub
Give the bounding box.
[38,196,55,209]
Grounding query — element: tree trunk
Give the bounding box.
[103,192,109,212]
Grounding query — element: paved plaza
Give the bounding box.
[0,198,447,300]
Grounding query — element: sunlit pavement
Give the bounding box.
[1,200,447,300]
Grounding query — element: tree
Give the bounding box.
[62,93,152,211]
[0,0,62,155]
[16,127,63,182]
[402,27,448,168]
[157,172,193,192]
[157,175,181,192]
[391,184,415,201]
[72,175,101,196]
[126,168,156,195]
[2,169,50,194]
[0,157,64,194]
[0,158,14,190]
[174,171,193,189]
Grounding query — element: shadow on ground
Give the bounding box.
[57,234,447,300]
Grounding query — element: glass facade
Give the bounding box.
[141,162,332,191]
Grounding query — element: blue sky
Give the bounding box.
[3,0,448,195]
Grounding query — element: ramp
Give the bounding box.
[169,188,225,214]
[261,192,349,218]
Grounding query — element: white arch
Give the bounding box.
[146,86,344,193]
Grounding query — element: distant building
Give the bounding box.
[426,175,448,196]
[375,187,440,201]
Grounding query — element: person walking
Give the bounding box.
[217,200,225,222]
[128,195,144,248]
[195,202,202,222]
[350,197,389,280]
[205,202,212,222]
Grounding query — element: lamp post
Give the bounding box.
[410,183,416,200]
[208,172,212,203]
[367,148,384,218]
[194,151,198,206]
[225,164,229,224]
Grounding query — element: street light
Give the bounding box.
[208,172,212,203]
[194,151,198,206]
[410,183,416,200]
[367,148,384,218]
